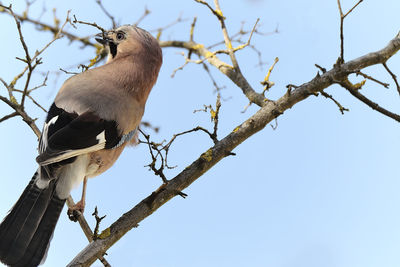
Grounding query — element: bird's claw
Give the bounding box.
[67,209,81,222]
[67,201,85,222]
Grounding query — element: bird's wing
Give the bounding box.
[37,103,121,166]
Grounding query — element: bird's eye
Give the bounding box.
[116,32,125,41]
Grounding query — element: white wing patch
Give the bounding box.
[38,143,106,166]
[39,115,59,153]
[96,131,106,143]
[38,125,108,166]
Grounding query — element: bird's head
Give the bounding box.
[95,25,162,66]
[95,25,162,101]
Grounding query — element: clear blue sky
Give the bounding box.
[0,0,399,266]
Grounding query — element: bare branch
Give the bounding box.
[0,112,18,123]
[343,0,363,18]
[194,0,224,19]
[66,197,111,267]
[315,64,327,73]
[190,16,197,41]
[356,70,390,88]
[72,15,106,33]
[382,62,400,95]
[92,207,107,241]
[261,57,279,93]
[133,6,151,27]
[341,79,400,122]
[160,40,265,106]
[0,95,41,137]
[337,0,364,63]
[95,0,116,28]
[68,31,400,267]
[151,13,187,40]
[139,129,169,183]
[6,5,33,107]
[201,62,226,92]
[212,0,240,70]
[0,6,94,47]
[26,94,47,112]
[320,91,349,114]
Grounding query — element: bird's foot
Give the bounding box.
[67,200,85,222]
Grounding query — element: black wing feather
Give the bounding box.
[37,103,121,165]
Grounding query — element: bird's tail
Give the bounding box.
[0,172,65,266]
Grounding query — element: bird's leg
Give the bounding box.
[67,176,88,221]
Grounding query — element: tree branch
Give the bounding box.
[160,40,266,106]
[67,31,400,267]
[340,79,400,122]
[382,62,400,95]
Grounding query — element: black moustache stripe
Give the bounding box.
[109,42,118,58]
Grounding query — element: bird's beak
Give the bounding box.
[95,31,113,45]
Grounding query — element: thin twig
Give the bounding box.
[95,0,116,28]
[68,29,400,267]
[201,62,226,92]
[133,6,151,27]
[341,79,400,122]
[337,0,364,63]
[315,64,327,73]
[151,13,187,40]
[190,17,197,41]
[66,197,111,267]
[191,0,265,106]
[72,15,106,33]
[343,0,363,18]
[7,6,33,107]
[321,91,349,114]
[31,95,48,112]
[92,207,107,241]
[0,6,94,47]
[261,57,279,93]
[382,62,400,95]
[356,70,389,88]
[0,112,18,123]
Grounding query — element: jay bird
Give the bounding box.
[0,25,162,266]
